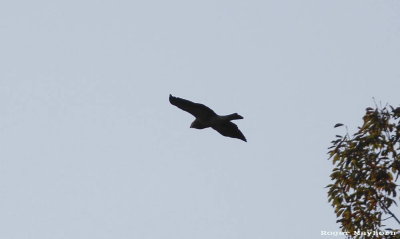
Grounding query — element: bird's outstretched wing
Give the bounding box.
[169,94,217,119]
[212,122,247,142]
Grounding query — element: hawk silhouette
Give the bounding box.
[169,94,247,142]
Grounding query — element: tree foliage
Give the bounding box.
[327,104,400,239]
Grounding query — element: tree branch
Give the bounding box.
[380,202,400,225]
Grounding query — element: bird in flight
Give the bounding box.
[169,94,247,142]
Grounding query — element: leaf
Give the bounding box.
[393,107,400,115]
[334,123,344,128]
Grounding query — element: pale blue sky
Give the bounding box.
[1,1,400,238]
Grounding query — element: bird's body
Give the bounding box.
[169,94,246,142]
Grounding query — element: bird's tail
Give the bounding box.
[225,113,244,121]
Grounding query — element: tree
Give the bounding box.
[327,104,400,239]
